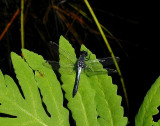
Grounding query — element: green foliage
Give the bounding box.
[59,36,128,126]
[0,35,127,125]
[135,76,160,126]
[0,49,69,125]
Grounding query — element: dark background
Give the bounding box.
[0,0,159,125]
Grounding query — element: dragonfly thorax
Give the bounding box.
[77,60,85,68]
[80,51,88,57]
[77,51,88,68]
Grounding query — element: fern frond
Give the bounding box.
[0,50,69,126]
[59,36,127,126]
[135,76,160,126]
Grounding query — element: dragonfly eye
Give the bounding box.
[84,51,88,56]
[80,51,88,56]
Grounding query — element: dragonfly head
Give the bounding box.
[80,51,88,57]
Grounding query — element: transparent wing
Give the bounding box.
[84,57,119,76]
[47,41,78,74]
[43,60,76,74]
[86,57,120,67]
[84,67,117,76]
[47,42,119,76]
[49,41,77,65]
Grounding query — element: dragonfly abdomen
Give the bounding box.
[73,67,82,97]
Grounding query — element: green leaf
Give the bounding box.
[59,36,98,126]
[81,45,128,126]
[0,35,128,126]
[59,35,128,126]
[135,76,160,126]
[0,50,69,126]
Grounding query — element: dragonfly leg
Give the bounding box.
[85,53,91,61]
[84,66,93,76]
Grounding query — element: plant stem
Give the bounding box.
[21,0,24,48]
[84,0,129,110]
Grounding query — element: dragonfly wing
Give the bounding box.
[47,41,78,74]
[43,61,60,70]
[98,57,120,66]
[49,41,77,65]
[105,68,117,74]
[84,67,117,76]
[86,57,120,67]
[43,61,76,74]
[84,57,119,76]
[84,69,107,76]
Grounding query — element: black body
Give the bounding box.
[72,51,88,97]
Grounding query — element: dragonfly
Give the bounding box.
[46,42,120,97]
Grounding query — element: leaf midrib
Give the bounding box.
[1,96,48,126]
